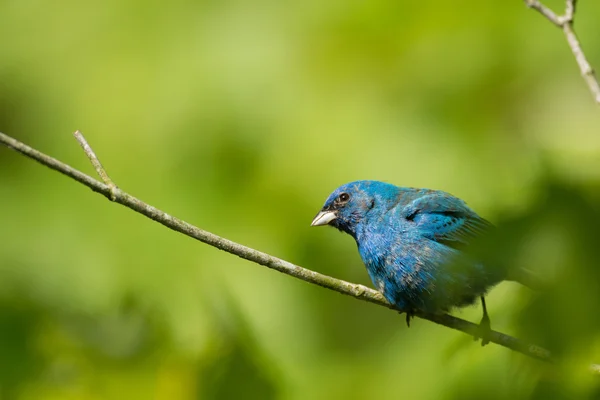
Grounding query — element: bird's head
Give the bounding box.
[311,180,400,236]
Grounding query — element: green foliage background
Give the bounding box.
[1,0,600,399]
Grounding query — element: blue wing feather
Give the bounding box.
[400,192,493,246]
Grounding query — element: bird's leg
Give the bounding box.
[473,296,491,346]
[405,309,414,327]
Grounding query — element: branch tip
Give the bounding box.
[72,130,118,200]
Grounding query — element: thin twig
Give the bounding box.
[524,0,600,104]
[73,130,118,200]
[0,131,589,366]
[563,0,576,23]
[524,0,562,26]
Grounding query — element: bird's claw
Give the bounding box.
[473,313,491,346]
[474,296,492,346]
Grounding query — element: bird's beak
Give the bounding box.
[311,210,337,226]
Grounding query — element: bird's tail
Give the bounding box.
[506,267,544,291]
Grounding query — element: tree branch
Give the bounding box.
[524,0,600,104]
[0,130,587,366]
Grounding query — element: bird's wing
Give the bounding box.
[397,192,492,247]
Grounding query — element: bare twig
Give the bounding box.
[524,0,600,104]
[564,0,576,22]
[0,131,590,367]
[73,130,118,201]
[525,0,562,26]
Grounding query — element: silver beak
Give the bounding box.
[311,210,337,226]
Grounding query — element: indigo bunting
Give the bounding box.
[312,180,528,343]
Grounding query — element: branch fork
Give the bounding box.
[525,0,600,104]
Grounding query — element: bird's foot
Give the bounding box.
[473,295,492,346]
[473,313,491,346]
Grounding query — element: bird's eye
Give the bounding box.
[338,193,350,203]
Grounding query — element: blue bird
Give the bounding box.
[312,180,529,344]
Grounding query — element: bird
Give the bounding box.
[311,180,529,344]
